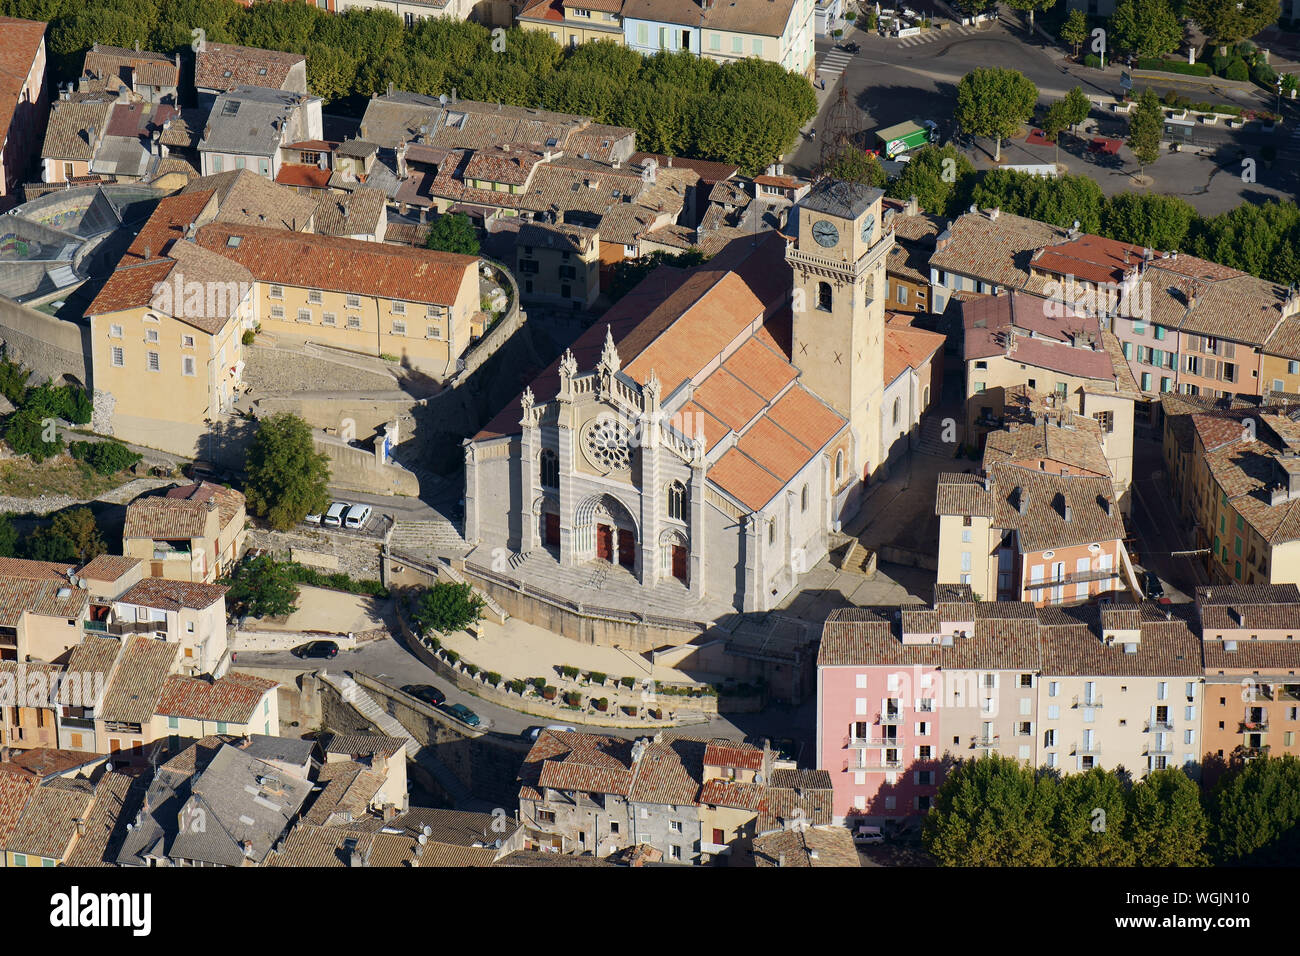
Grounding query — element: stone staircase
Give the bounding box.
[318,670,485,810]
[915,415,958,459]
[388,517,468,556]
[839,540,877,577]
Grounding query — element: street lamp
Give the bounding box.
[1278,76,1283,117]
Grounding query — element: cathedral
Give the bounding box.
[463,180,900,615]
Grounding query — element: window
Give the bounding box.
[1092,411,1113,434]
[666,480,687,521]
[537,809,556,825]
[1291,361,1300,376]
[216,722,228,734]
[182,356,196,376]
[1020,673,1033,688]
[710,33,720,50]
[168,716,179,730]
[347,316,362,329]
[270,306,284,319]
[427,325,441,339]
[670,845,681,860]
[147,351,160,372]
[800,484,808,513]
[752,38,763,55]
[768,522,775,545]
[182,334,194,348]
[269,285,283,299]
[540,449,559,489]
[835,450,844,482]
[308,290,322,305]
[297,309,312,324]
[346,294,361,309]
[817,281,832,312]
[1141,372,1152,392]
[111,347,124,367]
[892,397,901,426]
[392,301,406,315]
[732,36,742,52]
[145,328,159,343]
[392,320,406,335]
[973,381,986,393]
[322,313,336,326]
[896,285,908,304]
[109,324,123,338]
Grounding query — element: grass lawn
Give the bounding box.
[0,456,133,500]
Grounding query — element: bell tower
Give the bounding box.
[787,179,891,484]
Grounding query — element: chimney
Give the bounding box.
[75,818,86,836]
[242,839,254,859]
[1016,487,1028,515]
[988,207,1000,221]
[387,82,394,97]
[134,39,140,52]
[1063,503,1072,522]
[907,194,919,216]
[778,852,786,867]
[383,803,398,822]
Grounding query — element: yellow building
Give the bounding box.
[193,222,482,377]
[518,0,626,45]
[123,482,247,584]
[516,221,600,310]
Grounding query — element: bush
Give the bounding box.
[588,671,606,685]
[241,329,255,346]
[1225,58,1249,81]
[563,690,582,706]
[68,439,142,475]
[1252,62,1278,86]
[622,705,637,716]
[0,353,28,405]
[532,677,547,691]
[465,663,479,677]
[1083,53,1101,68]
[832,28,843,37]
[485,671,501,686]
[508,679,525,694]
[445,650,460,666]
[845,10,856,19]
[411,581,485,636]
[595,697,608,711]
[560,665,579,680]
[621,676,636,688]
[428,636,441,651]
[1136,57,1212,76]
[5,409,62,462]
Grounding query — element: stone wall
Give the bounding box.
[315,431,420,497]
[445,259,526,387]
[0,295,90,388]
[227,665,323,736]
[247,526,385,579]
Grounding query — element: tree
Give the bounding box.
[824,150,887,188]
[884,143,977,220]
[1101,192,1196,249]
[1185,0,1280,49]
[971,170,1106,233]
[0,513,17,558]
[1127,88,1164,178]
[1006,0,1054,32]
[1063,86,1091,133]
[25,507,104,563]
[954,67,1038,162]
[222,554,301,619]
[1060,8,1088,59]
[243,412,331,531]
[924,755,1058,866]
[1130,768,1210,865]
[1185,200,1300,284]
[606,248,708,302]
[1210,754,1300,864]
[424,212,480,256]
[690,88,800,174]
[4,408,63,462]
[1051,767,1137,866]
[410,581,485,636]
[1042,100,1070,164]
[1111,0,1184,58]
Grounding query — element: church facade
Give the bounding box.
[463,180,898,615]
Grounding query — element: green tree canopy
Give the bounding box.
[1101,192,1196,250]
[1210,754,1300,864]
[1127,88,1165,174]
[1186,0,1280,47]
[0,513,16,558]
[606,248,708,302]
[1005,0,1054,31]
[222,553,301,619]
[1051,767,1137,866]
[1111,0,1184,58]
[411,581,485,636]
[955,67,1039,162]
[883,143,976,219]
[1062,87,1091,131]
[971,169,1106,233]
[1060,8,1088,58]
[425,212,481,256]
[824,150,887,188]
[924,755,1059,866]
[243,412,331,531]
[25,507,105,564]
[1129,767,1210,865]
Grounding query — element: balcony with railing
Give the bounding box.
[845,755,904,772]
[846,734,902,749]
[1240,716,1270,732]
[972,735,1000,749]
[876,711,904,725]
[1074,739,1102,755]
[84,619,161,636]
[1146,739,1174,755]
[1145,720,1174,733]
[1072,695,1103,709]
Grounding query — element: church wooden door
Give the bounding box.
[671,545,688,582]
[596,524,613,561]
[544,513,560,547]
[617,529,636,569]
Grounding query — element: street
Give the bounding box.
[794,19,1299,214]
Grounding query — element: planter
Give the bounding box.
[622,706,637,717]
[1199,113,1218,124]
[542,687,557,701]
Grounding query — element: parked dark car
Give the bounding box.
[443,702,481,727]
[838,40,860,53]
[292,640,339,659]
[402,684,446,707]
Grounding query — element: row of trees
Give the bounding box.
[1058,0,1281,61]
[924,753,1300,866]
[0,507,106,564]
[0,0,815,173]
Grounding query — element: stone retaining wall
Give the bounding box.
[246,527,384,579]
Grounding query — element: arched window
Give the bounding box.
[667,480,686,520]
[817,282,832,312]
[800,484,808,512]
[539,449,559,489]
[923,385,930,408]
[835,450,844,482]
[768,520,776,545]
[892,397,901,427]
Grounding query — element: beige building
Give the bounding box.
[123,482,247,584]
[516,221,600,310]
[153,671,280,742]
[321,733,410,815]
[0,572,87,663]
[519,0,626,45]
[110,578,230,677]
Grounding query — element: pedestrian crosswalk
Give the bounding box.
[818,49,854,78]
[896,24,977,46]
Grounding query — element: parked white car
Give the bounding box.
[853,826,885,846]
[323,501,350,527]
[304,511,323,526]
[344,503,373,530]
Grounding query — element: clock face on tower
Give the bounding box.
[812,219,839,247]
[861,213,876,243]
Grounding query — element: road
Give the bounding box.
[237,633,816,756]
[1129,433,1207,602]
[794,20,1298,214]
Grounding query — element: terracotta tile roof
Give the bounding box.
[323,734,408,759]
[884,320,944,386]
[194,222,475,306]
[1037,606,1202,676]
[164,481,244,530]
[0,769,37,849]
[82,44,177,91]
[87,245,251,335]
[302,760,386,825]
[6,779,95,859]
[519,730,635,796]
[984,417,1111,478]
[181,169,319,232]
[0,576,87,626]
[1030,233,1146,286]
[42,99,110,160]
[268,823,467,867]
[931,210,1067,289]
[699,779,764,810]
[702,740,764,771]
[628,737,705,806]
[988,462,1124,553]
[1202,639,1300,671]
[194,43,305,93]
[98,636,180,724]
[0,17,45,146]
[0,557,74,581]
[123,189,215,263]
[629,152,738,185]
[155,672,276,722]
[1263,316,1300,362]
[818,606,1041,668]
[518,0,566,19]
[66,636,121,690]
[117,577,227,612]
[313,187,387,237]
[758,772,835,833]
[124,495,211,540]
[276,163,332,189]
[1197,583,1300,605]
[935,471,996,517]
[62,771,146,867]
[751,826,860,866]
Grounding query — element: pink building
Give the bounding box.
[0,17,48,210]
